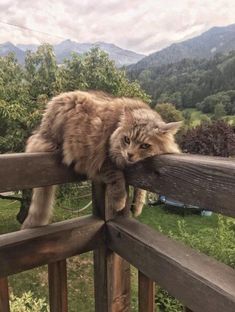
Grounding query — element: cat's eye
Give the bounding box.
[140,143,151,149]
[124,136,130,144]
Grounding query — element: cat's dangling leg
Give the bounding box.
[21,186,56,229]
[97,163,127,213]
[21,134,57,229]
[131,188,147,217]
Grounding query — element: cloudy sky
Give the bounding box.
[0,0,235,55]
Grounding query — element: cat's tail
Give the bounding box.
[21,133,57,229]
[131,188,147,217]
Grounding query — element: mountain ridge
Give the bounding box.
[128,23,235,72]
[0,40,145,67]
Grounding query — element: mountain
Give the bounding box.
[54,40,145,66]
[0,42,25,64]
[128,23,235,72]
[17,44,38,52]
[0,40,145,67]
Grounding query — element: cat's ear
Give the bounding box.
[158,121,182,134]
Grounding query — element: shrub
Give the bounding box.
[10,291,49,312]
[155,103,183,122]
[179,120,235,157]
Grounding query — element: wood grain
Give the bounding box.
[125,154,235,217]
[0,216,104,277]
[48,260,68,312]
[1,152,235,216]
[92,182,131,312]
[138,271,155,312]
[0,277,10,312]
[107,217,235,312]
[0,152,83,192]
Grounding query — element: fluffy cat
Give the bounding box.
[22,90,181,229]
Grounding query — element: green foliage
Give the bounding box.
[10,291,49,312]
[57,47,150,102]
[156,288,183,312]
[170,216,235,268]
[0,45,149,154]
[197,90,235,115]
[154,215,235,312]
[155,102,183,122]
[128,50,235,114]
[213,102,226,120]
[24,44,58,99]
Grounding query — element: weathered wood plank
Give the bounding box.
[0,277,10,312]
[0,152,83,192]
[0,215,104,277]
[48,260,68,312]
[92,182,131,312]
[107,217,235,312]
[125,154,235,217]
[138,271,155,312]
[1,152,235,216]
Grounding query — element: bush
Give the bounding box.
[10,291,49,312]
[179,120,235,157]
[155,103,183,122]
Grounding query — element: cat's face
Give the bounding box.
[109,108,181,168]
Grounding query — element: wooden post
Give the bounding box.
[93,182,131,312]
[0,277,10,312]
[48,260,68,312]
[138,271,155,312]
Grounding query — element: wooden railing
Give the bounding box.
[0,152,235,312]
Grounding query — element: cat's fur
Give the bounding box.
[22,90,181,229]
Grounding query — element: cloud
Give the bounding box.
[0,0,234,54]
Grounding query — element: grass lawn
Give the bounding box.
[0,193,234,311]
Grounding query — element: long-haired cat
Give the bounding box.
[22,90,181,229]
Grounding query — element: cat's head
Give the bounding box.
[109,108,181,168]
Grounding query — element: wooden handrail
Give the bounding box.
[107,217,235,312]
[1,152,235,216]
[0,216,104,277]
[125,154,235,217]
[0,152,82,192]
[1,152,235,311]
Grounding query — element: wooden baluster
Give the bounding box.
[0,277,10,312]
[93,182,131,312]
[138,271,155,312]
[48,259,68,312]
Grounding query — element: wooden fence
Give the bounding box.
[0,152,235,311]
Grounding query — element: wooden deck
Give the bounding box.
[0,152,235,311]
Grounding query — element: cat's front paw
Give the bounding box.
[106,185,127,212]
[113,192,127,212]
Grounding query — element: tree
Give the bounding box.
[213,102,226,120]
[24,44,58,99]
[155,103,183,122]
[182,110,192,127]
[57,47,150,102]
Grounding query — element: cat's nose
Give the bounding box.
[127,153,134,160]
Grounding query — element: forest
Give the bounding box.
[127,51,235,116]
